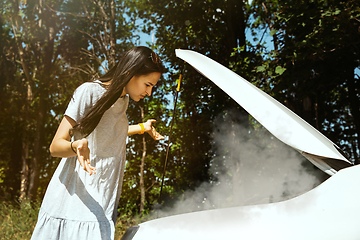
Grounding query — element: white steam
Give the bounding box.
[156,112,328,218]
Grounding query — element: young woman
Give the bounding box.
[31,46,165,240]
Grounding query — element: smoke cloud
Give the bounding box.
[156,111,328,218]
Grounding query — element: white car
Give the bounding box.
[121,50,355,240]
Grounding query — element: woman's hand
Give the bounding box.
[143,119,165,141]
[50,116,96,176]
[74,138,96,175]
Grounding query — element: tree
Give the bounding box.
[263,0,360,162]
[0,11,21,199]
[0,0,138,201]
[1,0,86,200]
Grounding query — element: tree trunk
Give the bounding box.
[139,106,146,216]
[19,84,33,200]
[226,0,245,54]
[11,0,33,201]
[28,0,55,200]
[109,0,116,67]
[19,140,29,200]
[346,66,360,164]
[28,95,46,200]
[261,2,279,52]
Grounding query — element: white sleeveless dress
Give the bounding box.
[31,81,129,240]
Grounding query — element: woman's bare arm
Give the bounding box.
[50,116,96,175]
[128,119,165,140]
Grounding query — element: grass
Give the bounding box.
[0,200,40,240]
[115,211,142,240]
[0,200,141,240]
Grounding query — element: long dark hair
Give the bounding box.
[74,46,165,136]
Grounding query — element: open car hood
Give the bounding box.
[175,49,352,175]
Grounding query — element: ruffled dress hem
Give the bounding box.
[31,205,115,240]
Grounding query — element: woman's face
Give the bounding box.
[124,72,161,102]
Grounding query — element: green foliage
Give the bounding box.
[270,0,360,162]
[0,200,40,240]
[0,0,359,232]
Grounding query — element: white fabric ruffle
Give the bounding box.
[31,209,114,240]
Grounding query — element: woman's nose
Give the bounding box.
[146,88,152,96]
